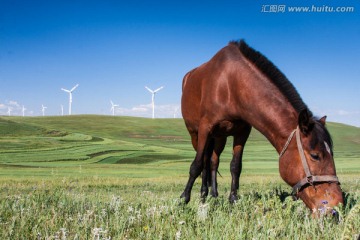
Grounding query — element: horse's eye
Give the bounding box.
[310,153,320,161]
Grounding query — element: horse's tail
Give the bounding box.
[206,164,222,187]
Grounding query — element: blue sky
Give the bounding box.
[1,0,359,126]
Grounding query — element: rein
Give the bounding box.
[279,126,340,196]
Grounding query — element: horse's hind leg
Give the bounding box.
[210,136,227,198]
[229,123,251,203]
[181,123,211,203]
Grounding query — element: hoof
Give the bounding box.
[201,188,209,198]
[180,192,190,204]
[201,193,207,203]
[210,190,218,198]
[229,194,239,204]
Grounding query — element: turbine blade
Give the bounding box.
[70,84,79,92]
[61,88,71,93]
[154,86,164,93]
[145,86,154,93]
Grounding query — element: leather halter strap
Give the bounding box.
[279,126,340,195]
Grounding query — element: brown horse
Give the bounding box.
[180,39,343,214]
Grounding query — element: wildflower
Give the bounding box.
[135,209,142,220]
[159,205,169,214]
[59,228,67,240]
[110,195,122,210]
[179,221,185,225]
[146,206,157,217]
[127,206,134,213]
[101,208,107,216]
[176,230,181,240]
[54,231,60,240]
[197,203,209,221]
[128,215,136,224]
[92,227,103,240]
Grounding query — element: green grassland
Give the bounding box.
[0,115,359,239]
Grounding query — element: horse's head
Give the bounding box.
[279,109,343,216]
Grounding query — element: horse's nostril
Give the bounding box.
[331,209,337,215]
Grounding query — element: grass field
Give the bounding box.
[0,115,359,239]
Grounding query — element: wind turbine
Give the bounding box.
[7,107,12,116]
[110,100,119,116]
[145,86,164,119]
[22,105,26,117]
[60,105,64,116]
[41,104,47,116]
[61,84,79,115]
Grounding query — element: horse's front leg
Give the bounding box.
[229,146,243,203]
[229,125,251,203]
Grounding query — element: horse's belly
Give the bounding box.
[212,120,238,137]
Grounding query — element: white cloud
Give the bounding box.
[131,104,151,112]
[116,104,181,118]
[8,100,20,107]
[131,107,148,112]
[336,110,360,116]
[0,100,23,116]
[311,106,360,127]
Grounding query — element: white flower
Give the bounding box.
[176,230,181,240]
[128,215,136,224]
[59,228,67,240]
[101,208,107,216]
[197,203,209,221]
[92,228,103,240]
[127,206,134,213]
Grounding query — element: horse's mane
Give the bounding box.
[229,40,334,152]
[230,39,311,115]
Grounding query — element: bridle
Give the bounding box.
[279,126,340,196]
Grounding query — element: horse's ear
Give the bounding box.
[298,109,314,135]
[319,116,327,126]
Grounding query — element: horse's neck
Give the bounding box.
[237,66,299,153]
[250,110,298,154]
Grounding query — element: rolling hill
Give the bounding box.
[0,115,359,178]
